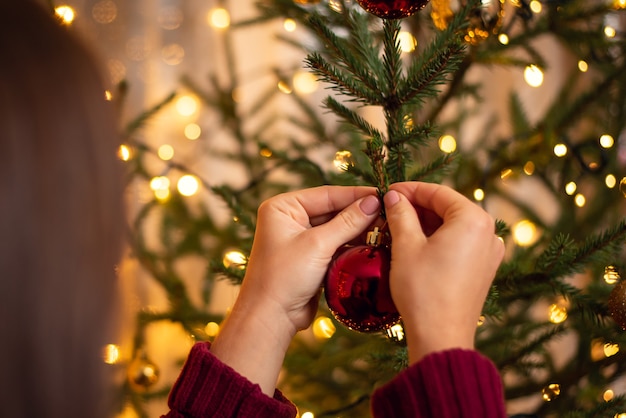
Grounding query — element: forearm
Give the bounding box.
[210,295,296,396]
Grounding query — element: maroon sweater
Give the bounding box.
[163,342,506,418]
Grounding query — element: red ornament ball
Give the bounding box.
[356,0,430,19]
[609,280,626,330]
[324,244,400,332]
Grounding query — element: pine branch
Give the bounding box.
[324,95,384,139]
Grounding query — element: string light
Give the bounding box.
[549,303,568,323]
[105,90,113,101]
[398,31,417,53]
[277,80,292,94]
[283,18,297,32]
[301,412,315,418]
[333,150,354,171]
[55,5,76,24]
[209,8,230,29]
[578,60,589,72]
[293,71,318,94]
[260,147,273,158]
[604,342,619,357]
[615,0,626,9]
[473,188,485,201]
[542,383,561,401]
[604,25,617,38]
[600,134,615,148]
[574,193,586,207]
[313,316,336,339]
[529,0,542,13]
[553,143,568,157]
[605,266,621,284]
[205,322,220,337]
[103,344,121,364]
[177,174,199,196]
[438,134,457,153]
[606,174,617,188]
[222,250,247,269]
[150,176,170,201]
[184,123,201,140]
[512,219,538,247]
[604,389,615,402]
[523,161,535,175]
[118,144,132,161]
[565,182,577,195]
[498,34,509,45]
[158,144,174,161]
[524,65,544,87]
[176,95,199,117]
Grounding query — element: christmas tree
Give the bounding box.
[59,0,625,416]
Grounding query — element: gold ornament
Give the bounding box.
[430,0,505,45]
[609,279,626,330]
[605,266,621,285]
[384,322,406,345]
[127,350,160,391]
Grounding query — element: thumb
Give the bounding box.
[384,190,426,249]
[310,194,381,250]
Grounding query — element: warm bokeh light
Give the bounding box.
[604,25,617,38]
[542,383,561,401]
[103,344,121,364]
[553,143,568,157]
[604,342,620,357]
[176,95,199,116]
[600,134,615,148]
[529,0,542,13]
[565,181,577,195]
[277,80,292,94]
[574,193,586,207]
[473,188,485,201]
[301,412,315,418]
[313,316,336,339]
[523,161,535,175]
[333,150,354,171]
[578,60,589,72]
[605,266,621,284]
[222,250,247,269]
[205,322,220,337]
[524,64,544,87]
[55,5,76,24]
[606,174,617,188]
[158,144,174,161]
[293,71,318,94]
[209,7,230,29]
[498,34,509,45]
[177,174,200,196]
[549,304,568,324]
[283,18,297,32]
[184,123,202,140]
[512,219,538,247]
[150,176,170,201]
[438,134,457,153]
[118,144,132,161]
[105,90,113,101]
[398,31,417,52]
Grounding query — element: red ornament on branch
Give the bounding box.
[356,0,431,19]
[324,226,400,332]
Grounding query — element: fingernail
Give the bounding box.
[384,190,400,208]
[359,195,380,215]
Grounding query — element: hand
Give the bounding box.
[211,185,380,394]
[383,182,505,363]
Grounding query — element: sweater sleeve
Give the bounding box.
[371,349,507,418]
[161,342,297,418]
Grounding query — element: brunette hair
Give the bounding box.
[0,2,125,417]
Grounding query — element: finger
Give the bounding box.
[292,185,378,219]
[389,182,472,222]
[383,190,426,248]
[308,195,381,249]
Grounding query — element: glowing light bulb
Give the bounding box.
[103,344,121,364]
[184,123,201,140]
[313,316,336,339]
[549,304,568,323]
[529,0,542,13]
[150,176,170,201]
[205,322,220,337]
[333,150,354,171]
[398,31,417,52]
[605,174,617,188]
[283,18,297,32]
[605,25,617,38]
[600,134,615,148]
[574,193,586,207]
[209,8,230,29]
[473,188,485,201]
[438,134,457,153]
[498,34,509,45]
[158,144,174,161]
[553,143,568,157]
[176,95,199,116]
[524,65,544,87]
[118,144,132,161]
[55,5,76,24]
[565,182,577,195]
[301,413,315,418]
[177,175,199,196]
[223,250,247,269]
[512,220,538,247]
[293,71,318,94]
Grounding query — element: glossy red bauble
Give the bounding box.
[324,244,400,332]
[356,0,430,19]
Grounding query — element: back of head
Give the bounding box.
[0,2,125,417]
